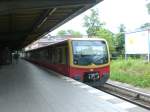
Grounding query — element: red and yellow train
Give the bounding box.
[25,38,110,86]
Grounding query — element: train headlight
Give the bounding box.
[74,60,78,64]
[90,69,94,72]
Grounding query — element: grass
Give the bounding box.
[110,58,150,88]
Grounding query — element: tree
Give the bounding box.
[119,24,126,32]
[67,30,82,36]
[146,2,150,14]
[57,30,82,36]
[57,30,67,36]
[115,24,126,56]
[96,28,115,53]
[83,9,104,37]
[140,22,150,29]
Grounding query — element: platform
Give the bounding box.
[0,60,149,112]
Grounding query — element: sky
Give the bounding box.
[50,0,150,35]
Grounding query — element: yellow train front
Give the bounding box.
[25,38,110,86]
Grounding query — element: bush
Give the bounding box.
[110,59,150,88]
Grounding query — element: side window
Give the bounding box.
[61,47,67,64]
[27,52,30,58]
[55,48,62,64]
[50,43,68,64]
[49,47,52,64]
[35,50,40,59]
[39,49,48,62]
[55,48,59,64]
[45,49,49,60]
[52,47,56,64]
[58,48,62,64]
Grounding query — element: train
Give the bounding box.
[25,38,110,86]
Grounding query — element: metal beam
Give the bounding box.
[34,1,102,40]
[0,0,102,49]
[0,0,97,15]
[23,8,57,45]
[36,8,57,29]
[22,0,103,47]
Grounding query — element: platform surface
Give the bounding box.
[0,60,149,112]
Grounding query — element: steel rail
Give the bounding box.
[97,82,150,110]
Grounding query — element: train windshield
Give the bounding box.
[72,40,109,66]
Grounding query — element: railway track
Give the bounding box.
[97,82,150,110]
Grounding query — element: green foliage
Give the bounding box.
[140,22,150,29]
[83,9,127,58]
[57,30,67,36]
[67,30,82,36]
[115,24,126,56]
[83,9,104,36]
[111,59,150,88]
[115,33,125,54]
[57,30,82,36]
[83,8,118,54]
[96,28,115,53]
[146,3,150,14]
[118,24,126,32]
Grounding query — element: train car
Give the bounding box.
[25,38,110,86]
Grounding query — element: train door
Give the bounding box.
[61,46,69,76]
[54,46,68,76]
[65,46,69,76]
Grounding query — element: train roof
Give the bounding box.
[25,37,106,52]
[68,37,106,41]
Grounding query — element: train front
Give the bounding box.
[69,39,110,86]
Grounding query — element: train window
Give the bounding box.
[27,52,30,58]
[61,46,67,64]
[58,48,63,64]
[53,47,67,64]
[51,44,68,64]
[39,49,48,62]
[51,47,55,64]
[49,47,52,64]
[54,48,57,64]
[45,49,49,60]
[55,48,62,64]
[72,40,108,65]
[62,47,65,64]
[39,50,44,60]
[32,50,39,59]
[53,47,57,64]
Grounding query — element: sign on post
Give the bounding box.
[125,30,150,62]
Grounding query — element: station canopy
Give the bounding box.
[0,0,102,50]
